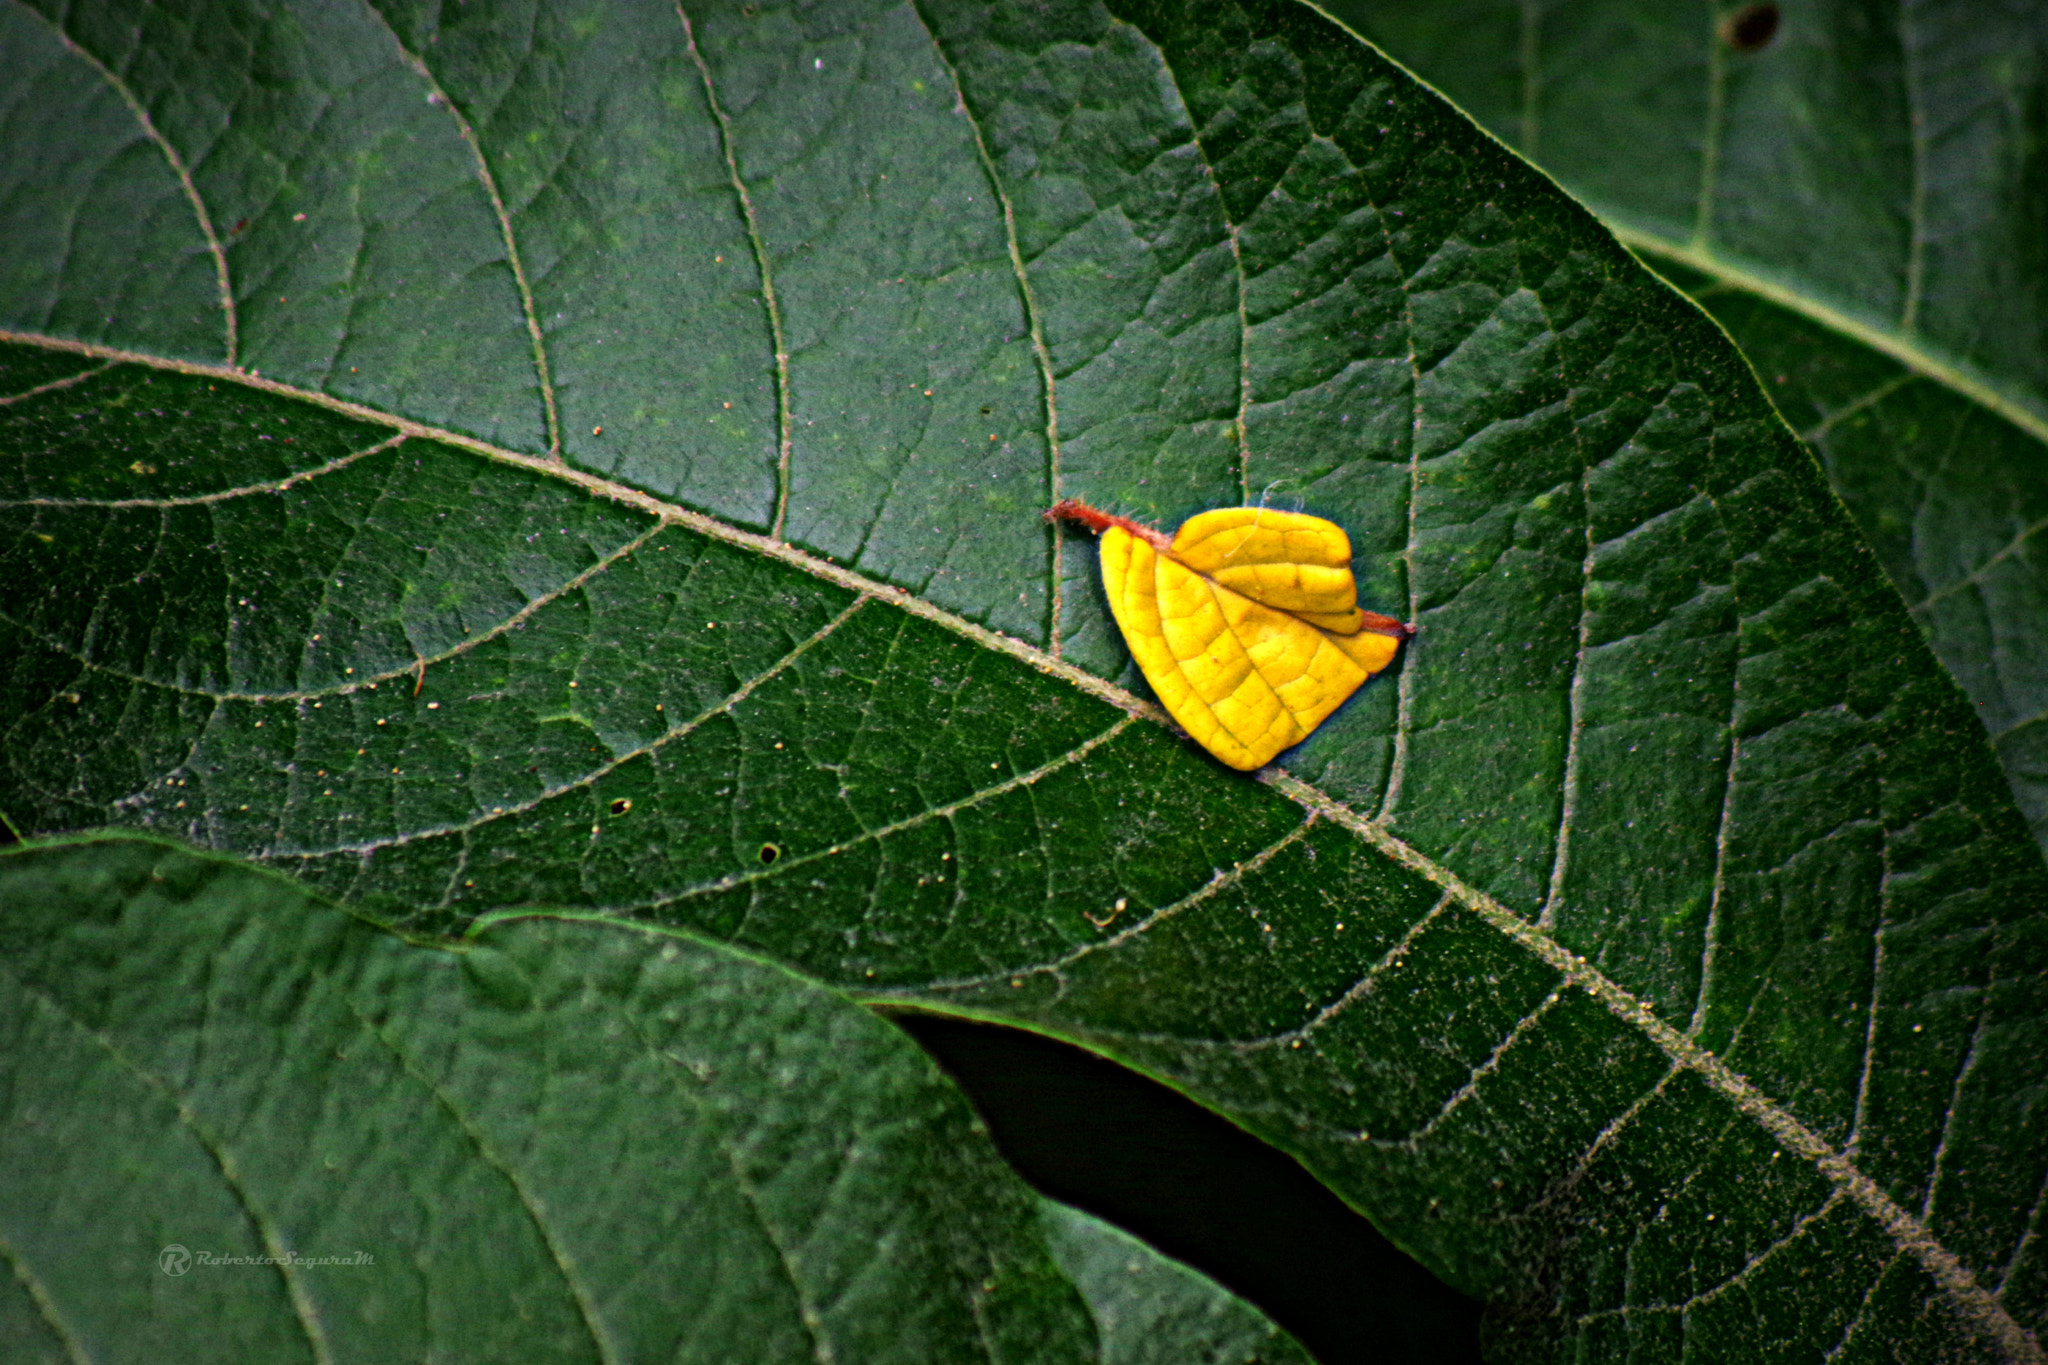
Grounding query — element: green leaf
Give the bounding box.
[1327,0,2048,855]
[0,832,1307,1362]
[1324,0,2048,422]
[3,1,2045,1362]
[1040,1203,1314,1365]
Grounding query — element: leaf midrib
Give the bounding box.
[5,327,2034,1362]
[1615,226,2048,448]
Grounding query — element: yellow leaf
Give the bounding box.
[1049,500,1412,770]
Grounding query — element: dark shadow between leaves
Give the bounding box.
[889,1012,1484,1365]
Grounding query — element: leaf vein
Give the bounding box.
[657,714,1136,920]
[344,991,619,1364]
[4,432,405,510]
[280,593,869,862]
[914,4,1066,655]
[1921,1005,1993,1223]
[377,27,561,459]
[1267,770,2044,1364]
[0,1225,89,1365]
[920,813,1317,996]
[1615,233,2048,447]
[1241,887,1451,1054]
[676,4,794,538]
[1820,1249,1907,1362]
[3,970,334,1364]
[1576,1191,1848,1325]
[30,13,237,364]
[1128,16,1254,504]
[0,359,113,407]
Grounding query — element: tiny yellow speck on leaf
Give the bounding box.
[1049,498,1413,771]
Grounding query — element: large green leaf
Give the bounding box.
[1652,253,2048,857]
[1328,0,2048,855]
[0,833,1310,1364]
[3,1,2045,1362]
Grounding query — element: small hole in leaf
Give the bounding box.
[980,406,993,415]
[758,843,781,865]
[609,798,632,816]
[1721,3,1779,52]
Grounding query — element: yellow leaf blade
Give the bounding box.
[1100,524,1390,770]
[1168,507,1360,618]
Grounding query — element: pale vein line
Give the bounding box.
[41,20,236,363]
[556,939,847,1365]
[1822,1250,1906,1362]
[0,360,113,406]
[1228,274,1245,501]
[1846,920,1889,1153]
[8,330,2037,1358]
[1268,889,1453,1058]
[1897,0,1929,334]
[1539,404,1595,927]
[435,828,475,911]
[1910,512,2048,615]
[1995,1162,2048,1297]
[964,1248,1006,1365]
[679,5,794,539]
[0,330,1172,728]
[917,15,1065,654]
[653,714,1136,916]
[382,35,561,459]
[705,1108,834,1365]
[5,432,404,508]
[1376,201,1426,823]
[1266,769,2043,1365]
[349,999,619,1365]
[1800,372,1916,444]
[1539,1063,1682,1209]
[281,595,870,859]
[7,970,334,1364]
[1512,226,1618,932]
[7,505,662,707]
[1229,222,1254,506]
[1400,987,1562,1146]
[1688,692,1743,1038]
[1619,231,2048,447]
[0,1228,91,1365]
[1576,1191,1848,1323]
[1662,258,1750,1044]
[1921,1008,1991,1222]
[919,812,1316,994]
[1137,19,1255,505]
[1692,5,1728,248]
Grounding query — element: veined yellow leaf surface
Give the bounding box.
[1049,501,1413,771]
